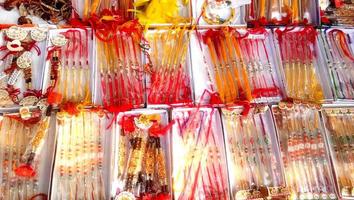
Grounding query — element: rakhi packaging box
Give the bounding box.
[110,109,172,199]
[321,105,354,200]
[144,29,194,107]
[171,107,230,199]
[221,105,288,199]
[272,102,338,200]
[0,113,55,199]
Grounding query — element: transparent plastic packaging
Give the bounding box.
[144,29,193,106]
[272,103,338,200]
[0,114,53,199]
[43,28,94,106]
[50,110,107,199]
[321,105,354,199]
[110,109,172,199]
[190,28,284,105]
[171,107,230,199]
[318,28,354,101]
[246,0,320,26]
[274,27,333,102]
[222,105,288,199]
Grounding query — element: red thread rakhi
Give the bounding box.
[172,108,229,199]
[145,28,192,106]
[201,28,282,105]
[96,20,145,111]
[275,26,325,102]
[272,103,338,199]
[324,29,354,100]
[114,111,172,198]
[0,26,49,108]
[49,28,92,106]
[238,29,282,101]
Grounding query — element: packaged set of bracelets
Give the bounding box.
[171,107,230,199]
[321,105,354,199]
[221,105,289,199]
[110,109,172,199]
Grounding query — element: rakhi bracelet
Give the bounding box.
[326,29,354,99]
[115,114,171,198]
[323,108,354,197]
[0,115,47,199]
[55,111,106,200]
[173,109,228,199]
[275,27,324,102]
[146,28,192,105]
[2,0,72,24]
[239,32,281,100]
[273,103,337,199]
[96,22,145,109]
[0,26,48,107]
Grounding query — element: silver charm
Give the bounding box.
[5,26,28,41]
[7,69,22,86]
[16,51,32,69]
[36,98,48,112]
[7,40,24,52]
[30,28,47,42]
[19,96,38,106]
[51,34,68,47]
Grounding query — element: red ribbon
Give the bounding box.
[149,120,175,137]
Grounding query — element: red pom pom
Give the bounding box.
[122,116,135,133]
[14,164,36,178]
[156,193,170,200]
[209,92,222,105]
[47,92,62,105]
[61,102,80,116]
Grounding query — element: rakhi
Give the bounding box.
[97,21,144,110]
[2,0,72,24]
[237,29,281,100]
[275,27,324,102]
[115,114,170,199]
[0,26,48,108]
[173,108,228,199]
[202,29,249,103]
[323,108,354,197]
[273,103,337,199]
[326,29,354,99]
[146,27,192,105]
[0,115,48,199]
[54,111,106,200]
[53,29,92,105]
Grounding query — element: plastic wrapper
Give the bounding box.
[50,110,108,199]
[190,28,284,105]
[43,28,94,107]
[222,105,288,199]
[274,26,333,103]
[0,114,53,199]
[318,28,354,101]
[0,26,49,109]
[171,107,229,199]
[321,105,354,199]
[144,28,193,106]
[272,103,338,200]
[246,0,320,26]
[110,109,172,199]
